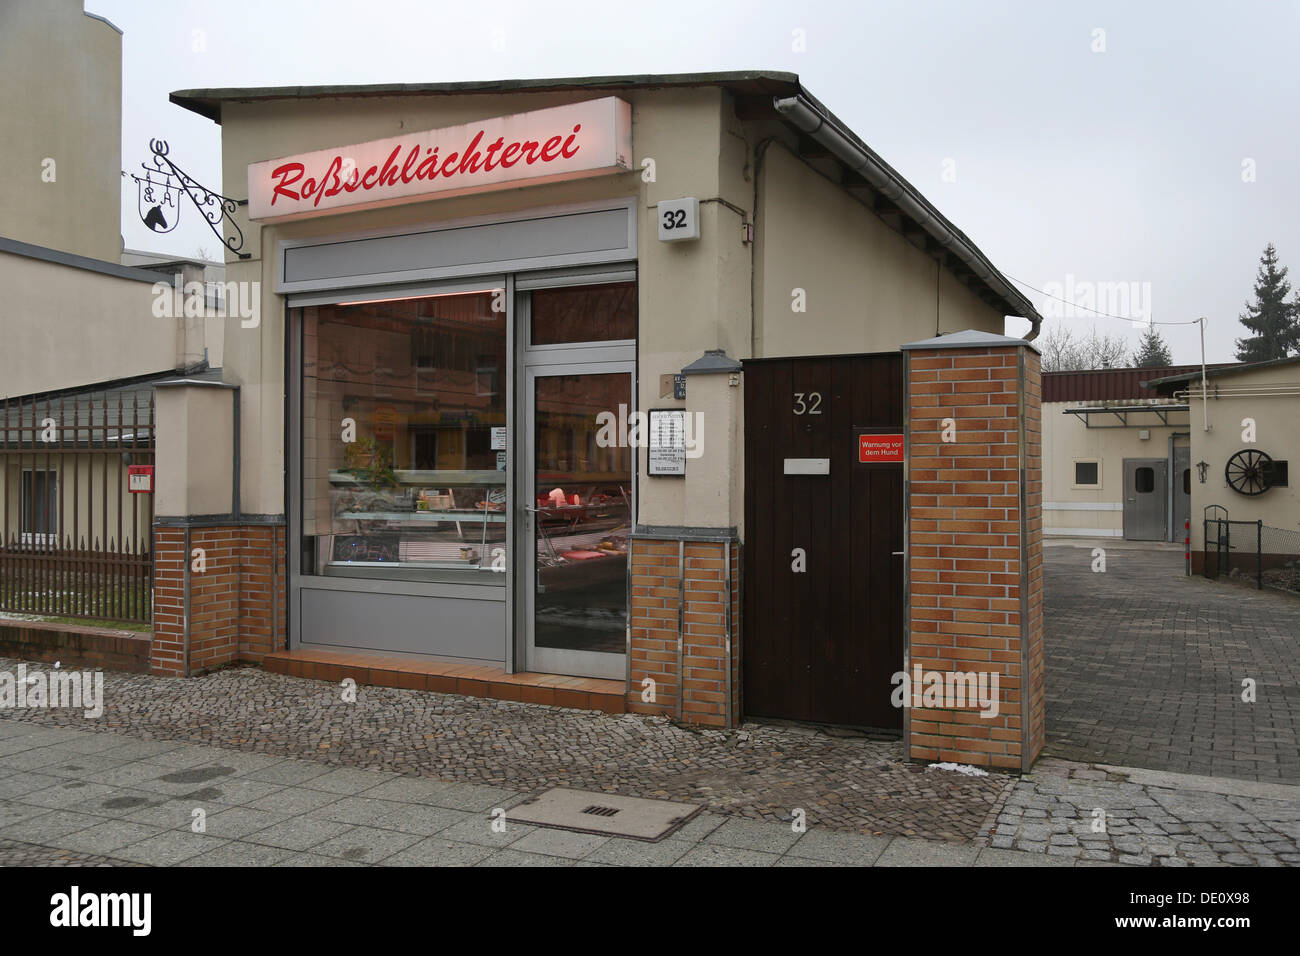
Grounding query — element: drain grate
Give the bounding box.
[508,787,701,842]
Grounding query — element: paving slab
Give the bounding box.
[475,848,575,867]
[203,806,296,840]
[380,837,495,867]
[1045,545,1300,782]
[1,809,104,844]
[434,814,534,848]
[299,767,390,795]
[874,838,982,866]
[672,844,782,867]
[113,830,230,866]
[703,817,802,854]
[370,802,470,837]
[585,836,693,867]
[54,820,160,855]
[786,829,892,864]
[309,825,423,864]
[361,776,465,804]
[507,828,609,859]
[179,841,299,867]
[244,817,357,852]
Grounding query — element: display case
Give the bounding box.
[532,483,630,592]
[324,469,507,573]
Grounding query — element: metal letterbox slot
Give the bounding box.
[783,458,830,476]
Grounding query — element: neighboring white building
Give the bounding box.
[1144,358,1300,570]
[1042,365,1204,541]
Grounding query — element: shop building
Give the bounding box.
[155,72,1047,767]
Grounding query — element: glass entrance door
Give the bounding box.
[525,364,633,679]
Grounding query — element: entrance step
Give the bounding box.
[262,648,626,714]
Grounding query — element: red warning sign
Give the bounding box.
[858,434,904,463]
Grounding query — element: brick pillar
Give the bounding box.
[627,533,740,727]
[151,528,186,675]
[150,522,286,677]
[237,525,287,665]
[151,380,286,678]
[901,331,1044,771]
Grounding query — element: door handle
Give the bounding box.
[891,551,904,556]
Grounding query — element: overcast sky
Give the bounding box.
[94,0,1300,363]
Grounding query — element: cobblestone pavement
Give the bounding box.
[0,838,140,866]
[989,758,1300,867]
[8,720,1294,866]
[0,719,1034,868]
[0,659,1002,842]
[1044,542,1300,782]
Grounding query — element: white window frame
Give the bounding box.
[20,468,59,546]
[1071,458,1102,490]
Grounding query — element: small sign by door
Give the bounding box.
[127,465,154,493]
[648,409,687,476]
[858,434,904,463]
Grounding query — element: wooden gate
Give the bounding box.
[742,353,904,728]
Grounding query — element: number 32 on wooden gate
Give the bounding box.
[792,392,822,415]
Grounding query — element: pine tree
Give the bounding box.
[1235,243,1299,361]
[1133,326,1173,367]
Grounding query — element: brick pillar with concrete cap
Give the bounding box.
[627,349,742,727]
[899,330,1044,771]
[152,379,286,677]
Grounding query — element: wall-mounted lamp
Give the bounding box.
[1196,460,1210,483]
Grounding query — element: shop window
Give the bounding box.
[1073,460,1099,486]
[530,281,636,345]
[1135,466,1155,493]
[299,290,507,579]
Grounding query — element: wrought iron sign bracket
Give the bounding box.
[126,139,250,259]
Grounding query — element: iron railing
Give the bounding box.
[0,392,154,623]
[1203,508,1300,591]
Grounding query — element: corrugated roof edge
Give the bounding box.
[1141,355,1300,388]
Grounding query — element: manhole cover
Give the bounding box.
[507,788,701,842]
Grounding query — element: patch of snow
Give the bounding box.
[926,761,989,777]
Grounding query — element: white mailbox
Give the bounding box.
[657,198,700,242]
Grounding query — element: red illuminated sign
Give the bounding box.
[248,97,632,222]
[858,434,904,463]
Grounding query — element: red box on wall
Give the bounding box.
[127,465,154,493]
[858,434,904,463]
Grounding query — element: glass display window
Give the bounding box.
[298,288,508,578]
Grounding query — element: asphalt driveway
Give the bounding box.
[1044,540,1300,782]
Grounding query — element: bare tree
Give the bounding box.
[1038,324,1131,371]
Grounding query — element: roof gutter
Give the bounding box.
[772,94,1041,341]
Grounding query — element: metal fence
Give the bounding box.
[0,391,154,624]
[1203,512,1300,590]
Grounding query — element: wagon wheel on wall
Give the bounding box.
[1224,449,1273,496]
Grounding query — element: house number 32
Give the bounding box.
[793,392,823,415]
